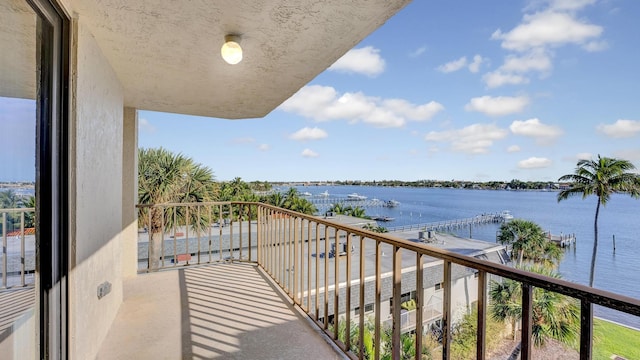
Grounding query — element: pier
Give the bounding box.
[548,232,576,248]
[385,213,504,233]
[307,196,400,211]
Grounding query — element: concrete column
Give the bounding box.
[122,107,138,278]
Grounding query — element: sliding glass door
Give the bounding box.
[0,0,68,358]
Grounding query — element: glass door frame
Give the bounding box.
[25,0,69,358]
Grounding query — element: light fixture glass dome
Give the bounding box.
[221,35,242,65]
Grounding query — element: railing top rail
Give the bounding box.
[135,201,640,316]
[0,207,35,213]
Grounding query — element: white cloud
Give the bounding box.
[613,149,640,163]
[500,51,553,73]
[438,55,486,74]
[328,46,385,77]
[231,137,255,144]
[279,85,444,128]
[507,145,521,153]
[468,55,485,73]
[483,71,530,88]
[258,144,270,151]
[465,95,530,116]
[382,99,444,122]
[425,123,508,154]
[583,40,608,52]
[437,57,467,73]
[301,148,319,158]
[491,11,603,52]
[139,118,156,133]
[518,157,552,168]
[562,152,592,162]
[510,118,563,144]
[542,0,596,11]
[597,119,640,138]
[485,2,603,88]
[409,46,427,58]
[289,127,328,141]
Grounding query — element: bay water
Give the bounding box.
[296,185,640,328]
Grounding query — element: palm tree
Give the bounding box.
[138,147,217,269]
[497,219,563,268]
[490,266,580,359]
[557,155,640,286]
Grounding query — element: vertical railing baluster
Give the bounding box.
[307,219,312,313]
[2,212,6,287]
[345,232,352,351]
[442,261,452,359]
[288,215,293,295]
[333,229,340,340]
[392,245,401,360]
[323,225,330,330]
[477,271,487,360]
[196,206,201,264]
[374,240,382,360]
[229,204,234,261]
[185,206,189,260]
[208,206,212,263]
[415,253,423,360]
[248,205,252,262]
[239,205,243,261]
[294,216,299,304]
[521,283,533,359]
[580,300,593,360]
[218,204,223,262]
[147,209,152,270]
[359,235,365,360]
[172,209,177,267]
[20,211,25,285]
[315,223,320,320]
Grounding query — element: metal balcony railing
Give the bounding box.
[0,208,36,289]
[136,202,640,360]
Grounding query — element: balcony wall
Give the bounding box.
[68,17,126,360]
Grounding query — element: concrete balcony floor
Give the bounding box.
[97,263,344,360]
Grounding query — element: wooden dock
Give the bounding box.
[386,213,504,233]
[548,232,576,247]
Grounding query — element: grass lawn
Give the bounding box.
[592,318,640,359]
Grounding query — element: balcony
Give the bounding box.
[3,202,640,359]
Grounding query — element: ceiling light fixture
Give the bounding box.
[221,34,243,65]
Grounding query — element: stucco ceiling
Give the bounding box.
[0,0,37,100]
[70,0,411,119]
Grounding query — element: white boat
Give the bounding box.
[318,190,330,197]
[385,200,400,207]
[300,191,312,196]
[500,210,514,221]
[347,193,367,200]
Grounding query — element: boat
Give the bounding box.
[300,191,312,196]
[347,193,367,200]
[318,190,330,197]
[372,216,395,222]
[500,210,514,221]
[385,199,400,207]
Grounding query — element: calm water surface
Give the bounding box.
[296,185,640,328]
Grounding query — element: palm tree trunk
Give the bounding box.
[149,231,162,270]
[507,341,521,360]
[590,199,601,287]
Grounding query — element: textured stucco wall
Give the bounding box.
[68,18,124,360]
[121,107,138,278]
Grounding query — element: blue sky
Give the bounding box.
[3,0,640,183]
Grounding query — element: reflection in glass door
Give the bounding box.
[0,1,38,358]
[1,0,68,358]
